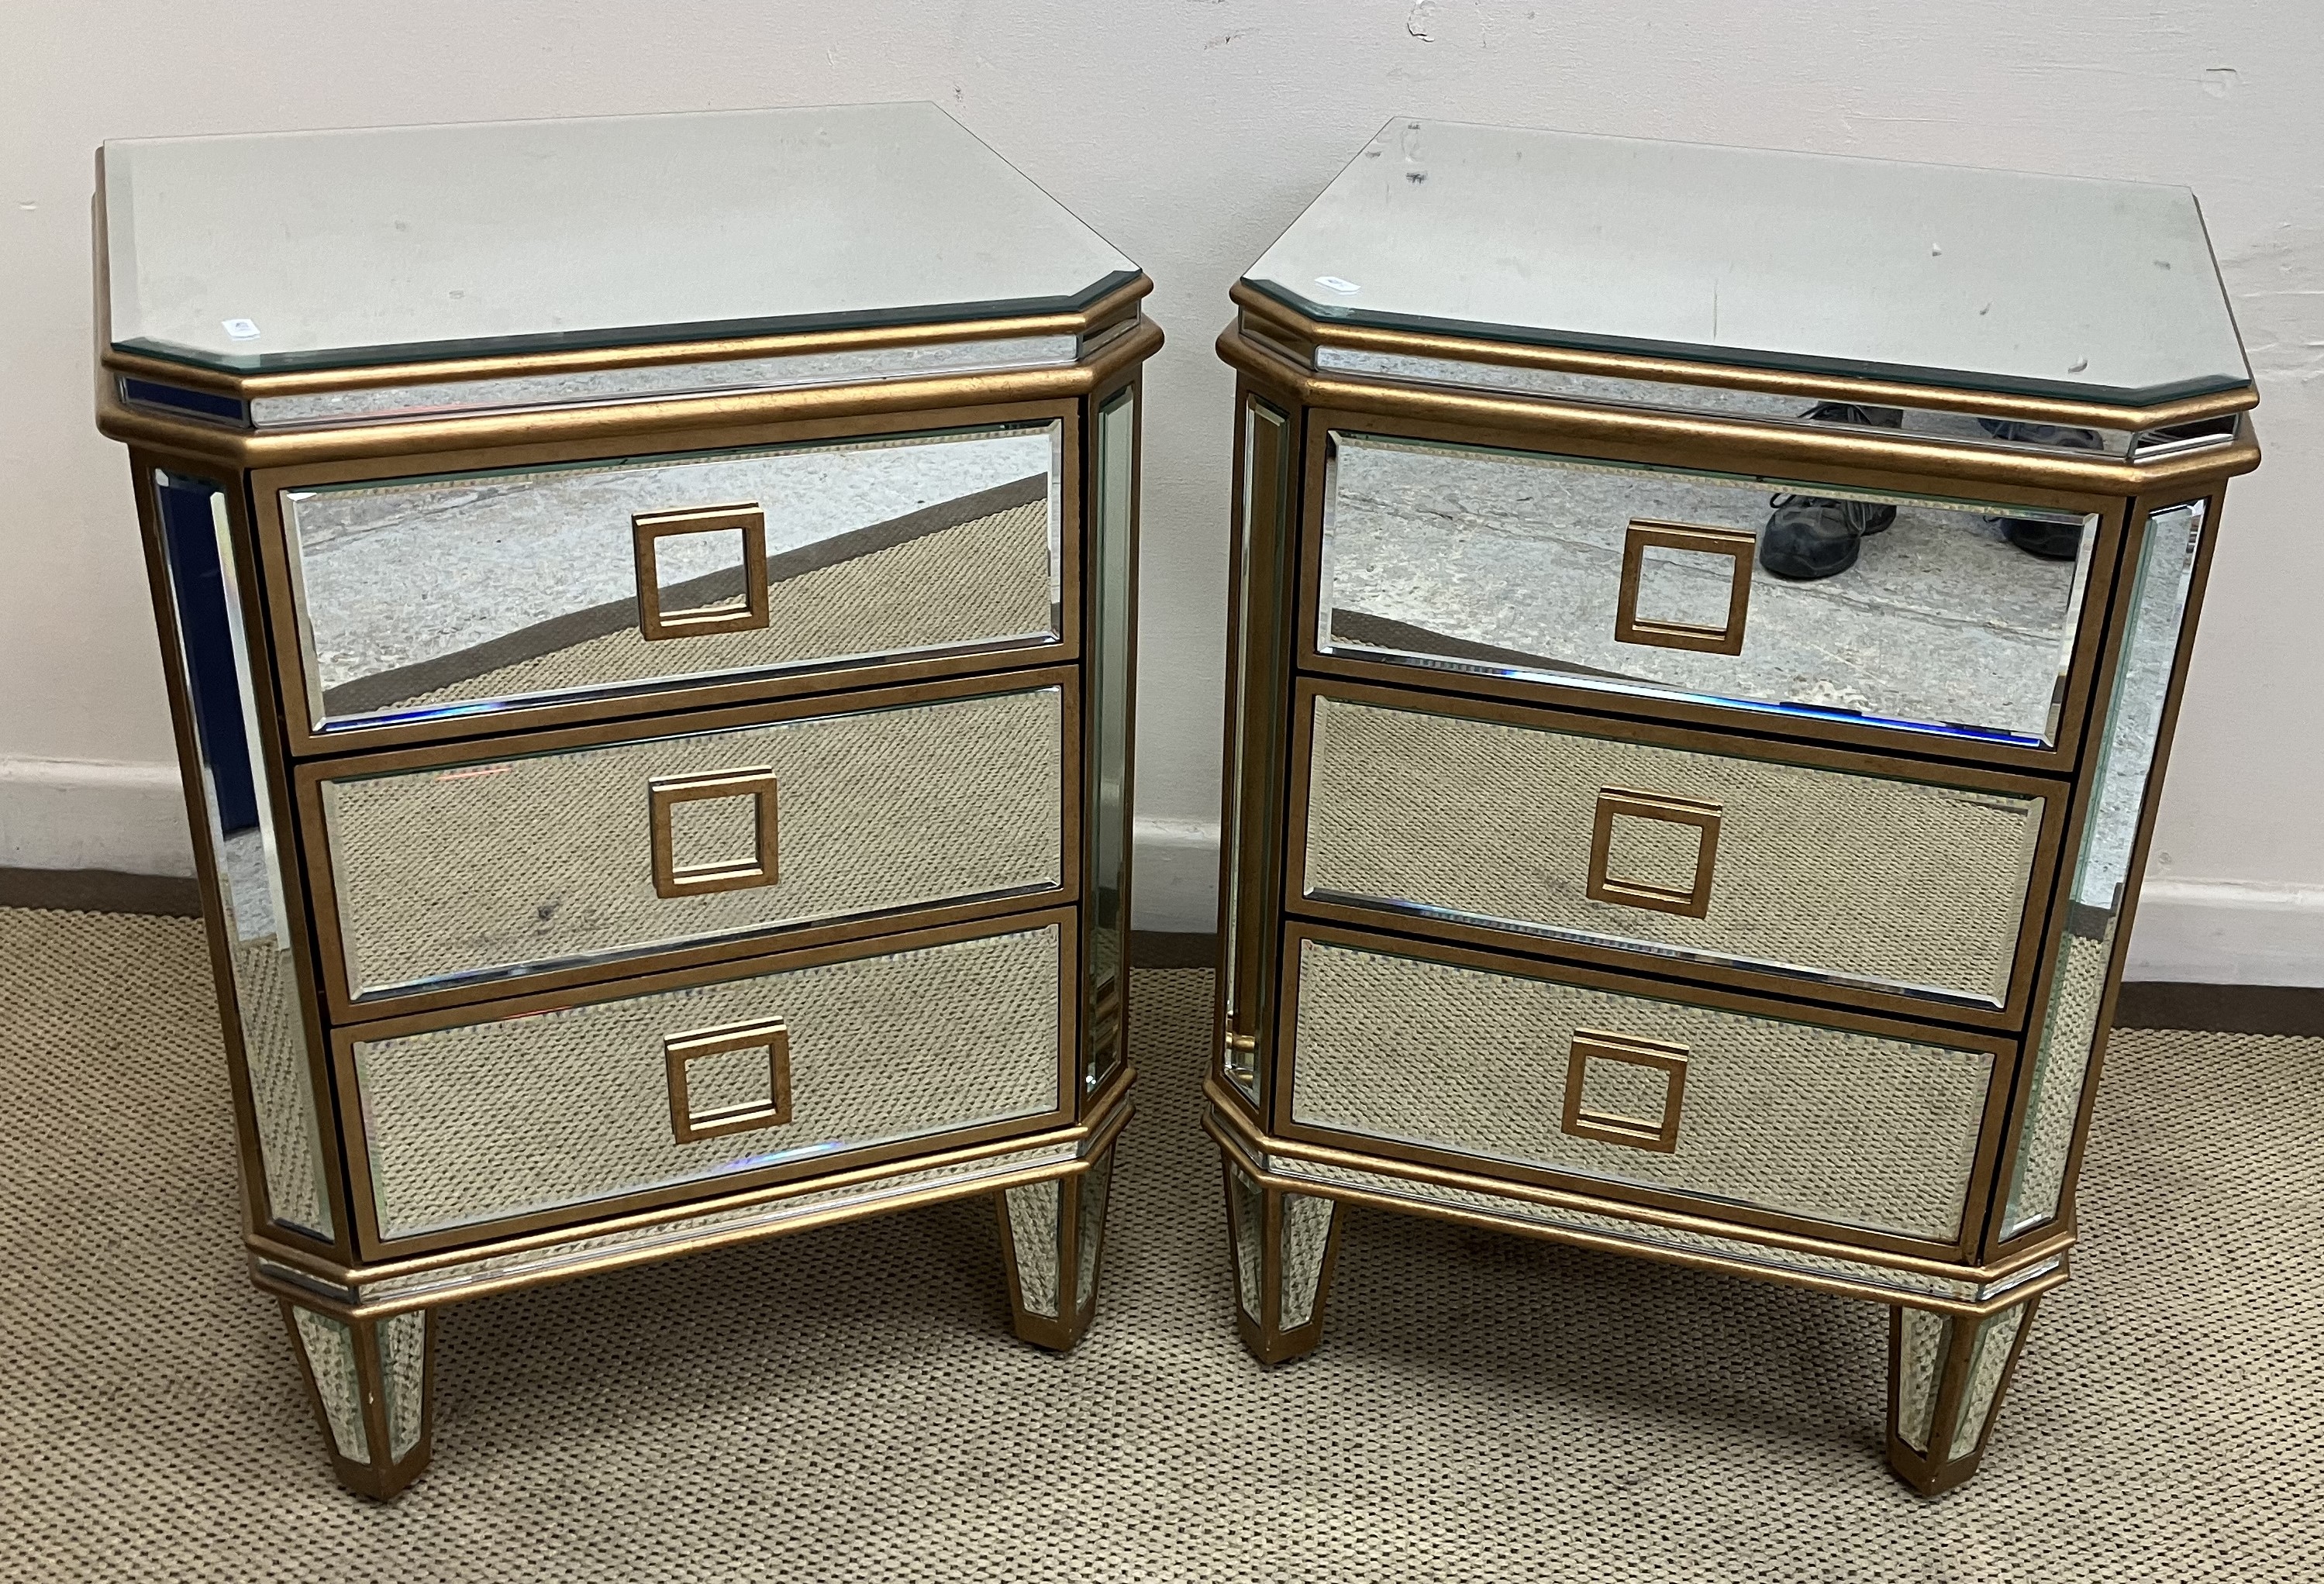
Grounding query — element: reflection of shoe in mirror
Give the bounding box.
[1805,400,1906,432]
[1995,516,2083,560]
[1760,495,1896,580]
[1977,417,2104,452]
[1759,403,1906,580]
[1976,419,2098,559]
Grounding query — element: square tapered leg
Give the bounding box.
[281,1301,435,1500]
[1222,1152,1344,1365]
[1887,1296,2040,1495]
[995,1146,1115,1352]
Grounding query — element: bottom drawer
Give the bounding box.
[342,913,1071,1251]
[1282,926,2005,1248]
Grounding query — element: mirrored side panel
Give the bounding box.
[1318,432,2102,749]
[153,469,333,1239]
[284,422,1067,734]
[1083,388,1136,1095]
[1219,395,1297,1104]
[2001,501,2207,1239]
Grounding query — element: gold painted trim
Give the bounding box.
[1562,1030,1688,1152]
[632,504,771,640]
[1212,384,1303,1116]
[1291,403,2145,781]
[251,397,1086,759]
[647,766,781,898]
[125,447,360,1262]
[295,666,1080,1024]
[1231,280,2256,438]
[1206,1089,2068,1320]
[1884,1295,2043,1494]
[1224,324,2259,506]
[100,317,1163,470]
[1584,788,1722,918]
[1613,519,1754,656]
[1282,673,2069,1035]
[327,906,1084,1260]
[1266,919,2016,1262]
[1981,484,2231,1262]
[665,1018,792,1144]
[249,1069,1137,1321]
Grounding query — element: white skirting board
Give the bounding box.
[5,756,2318,987]
[0,757,195,878]
[2125,879,2324,988]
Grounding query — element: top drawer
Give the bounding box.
[263,416,1068,749]
[1309,426,2116,764]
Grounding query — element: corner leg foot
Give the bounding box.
[281,1300,434,1500]
[1222,1148,1343,1365]
[996,1143,1115,1352]
[1887,1294,2040,1495]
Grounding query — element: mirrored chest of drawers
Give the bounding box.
[1209,119,2257,1493]
[95,103,1155,1498]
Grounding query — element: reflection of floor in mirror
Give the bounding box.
[295,434,1054,688]
[1327,448,2081,735]
[322,493,1053,721]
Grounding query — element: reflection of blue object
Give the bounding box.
[157,473,260,834]
[120,377,248,425]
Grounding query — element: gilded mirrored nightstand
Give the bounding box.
[1209,119,2256,1493]
[94,103,1157,1498]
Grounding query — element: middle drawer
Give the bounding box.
[1291,679,2065,1024]
[299,670,1072,1014]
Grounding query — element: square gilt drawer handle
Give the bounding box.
[665,1018,792,1145]
[632,503,771,641]
[1586,787,1722,918]
[1614,518,1755,656]
[648,767,781,898]
[1562,1030,1689,1153]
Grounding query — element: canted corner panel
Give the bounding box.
[1301,692,2048,1011]
[147,467,340,1243]
[350,921,1067,1243]
[1285,935,1995,1244]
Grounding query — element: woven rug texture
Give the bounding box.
[2,904,2318,1582]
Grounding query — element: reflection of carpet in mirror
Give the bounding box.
[1291,938,1990,1241]
[1305,696,2040,1006]
[326,687,1064,995]
[355,924,1064,1238]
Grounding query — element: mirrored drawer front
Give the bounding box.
[1318,431,2101,750]
[1288,932,1998,1243]
[1302,690,2049,1011]
[317,680,1065,1002]
[350,919,1067,1244]
[284,420,1064,735]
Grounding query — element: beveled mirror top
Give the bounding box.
[1245,119,2250,405]
[101,102,1138,373]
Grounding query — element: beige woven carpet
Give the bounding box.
[3,906,2319,1581]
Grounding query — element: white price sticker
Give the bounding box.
[222,318,260,340]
